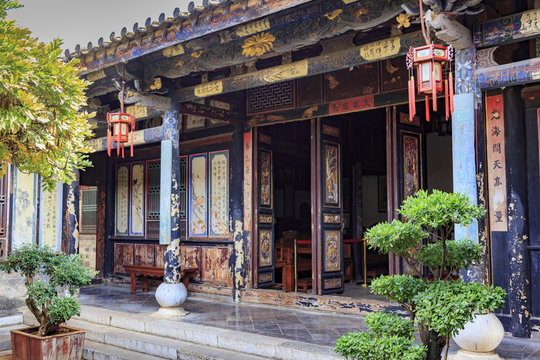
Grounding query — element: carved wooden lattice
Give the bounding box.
[248,81,295,114]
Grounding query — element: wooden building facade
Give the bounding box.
[2,0,540,338]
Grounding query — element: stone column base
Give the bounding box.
[448,350,504,360]
[154,282,188,317]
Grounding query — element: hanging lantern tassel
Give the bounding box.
[117,136,120,156]
[432,68,437,112]
[449,71,454,114]
[425,95,430,122]
[411,75,416,119]
[408,78,413,120]
[130,120,134,157]
[445,79,449,121]
[107,125,111,157]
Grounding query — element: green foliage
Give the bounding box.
[364,190,506,359]
[417,240,484,275]
[371,275,426,308]
[414,280,506,338]
[364,312,416,339]
[0,244,97,336]
[0,0,92,191]
[366,221,427,257]
[334,310,426,360]
[398,190,486,232]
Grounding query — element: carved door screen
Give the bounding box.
[312,118,344,295]
[254,128,275,287]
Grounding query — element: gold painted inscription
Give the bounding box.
[360,37,401,61]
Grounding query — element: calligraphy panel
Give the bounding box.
[40,182,61,250]
[115,165,129,236]
[130,163,145,236]
[486,95,507,231]
[189,154,208,237]
[209,151,229,237]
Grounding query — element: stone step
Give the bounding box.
[0,324,26,352]
[72,320,269,360]
[49,306,342,360]
[84,340,165,360]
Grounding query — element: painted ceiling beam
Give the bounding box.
[474,8,540,49]
[476,57,540,90]
[175,30,424,102]
[144,0,411,81]
[77,0,314,75]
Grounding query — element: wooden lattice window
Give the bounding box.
[80,186,97,233]
[146,160,160,239]
[247,81,295,115]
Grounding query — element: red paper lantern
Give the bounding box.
[107,112,135,158]
[407,43,454,122]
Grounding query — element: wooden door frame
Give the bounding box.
[386,106,400,275]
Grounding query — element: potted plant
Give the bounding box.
[0,244,97,359]
[336,190,506,360]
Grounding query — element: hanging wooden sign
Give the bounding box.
[486,95,508,232]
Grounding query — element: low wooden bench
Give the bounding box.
[122,265,198,295]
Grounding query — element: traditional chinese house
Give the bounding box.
[1,0,540,339]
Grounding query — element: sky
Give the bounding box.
[7,0,193,52]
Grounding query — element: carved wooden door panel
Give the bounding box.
[254,128,275,287]
[313,118,344,295]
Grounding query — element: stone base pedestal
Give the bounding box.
[154,282,188,317]
[448,350,504,360]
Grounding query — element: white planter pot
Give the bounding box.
[449,313,505,360]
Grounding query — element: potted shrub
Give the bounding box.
[0,244,97,359]
[337,190,506,360]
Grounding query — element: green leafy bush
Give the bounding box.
[361,190,506,360]
[364,312,416,339]
[0,244,97,336]
[335,312,426,360]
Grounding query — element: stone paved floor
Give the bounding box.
[79,286,540,359]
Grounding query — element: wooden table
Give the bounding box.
[123,265,198,294]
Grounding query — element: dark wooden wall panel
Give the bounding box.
[181,245,201,280]
[201,246,232,286]
[155,245,165,268]
[114,243,134,273]
[134,244,155,266]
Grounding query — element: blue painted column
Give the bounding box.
[155,99,188,315]
[453,48,482,282]
[61,169,80,255]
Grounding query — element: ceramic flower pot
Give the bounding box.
[449,313,505,360]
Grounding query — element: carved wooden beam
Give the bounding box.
[179,102,240,123]
[425,10,472,49]
[175,31,424,102]
[476,57,540,90]
[474,8,540,49]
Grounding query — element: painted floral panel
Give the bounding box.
[260,150,272,207]
[189,154,207,237]
[324,143,340,206]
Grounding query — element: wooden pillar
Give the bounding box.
[453,48,481,282]
[95,184,106,279]
[504,86,531,338]
[161,107,181,284]
[62,169,80,255]
[231,122,246,301]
